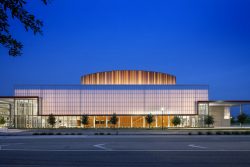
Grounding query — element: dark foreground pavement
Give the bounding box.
[1,150,250,167]
[1,135,250,167]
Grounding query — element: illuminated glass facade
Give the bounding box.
[14,85,208,116]
[0,85,207,128]
[4,70,242,128]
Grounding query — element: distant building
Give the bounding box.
[0,70,249,128]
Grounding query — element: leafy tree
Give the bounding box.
[145,113,154,128]
[81,115,89,128]
[230,116,235,124]
[237,113,248,127]
[246,117,250,124]
[0,116,6,125]
[0,0,48,56]
[171,116,181,127]
[110,113,118,128]
[204,115,214,127]
[47,114,56,128]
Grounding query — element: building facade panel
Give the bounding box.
[14,85,208,116]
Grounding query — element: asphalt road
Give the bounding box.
[1,135,250,167]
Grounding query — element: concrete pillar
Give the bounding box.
[106,116,108,128]
[168,116,170,127]
[143,116,145,128]
[93,116,95,128]
[155,115,158,127]
[15,115,18,128]
[131,116,133,128]
[67,116,69,128]
[118,116,120,128]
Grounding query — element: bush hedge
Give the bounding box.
[31,130,250,136]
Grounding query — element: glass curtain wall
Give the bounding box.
[13,85,209,128]
[15,85,208,116]
[0,98,14,127]
[0,97,38,128]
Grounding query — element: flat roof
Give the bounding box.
[198,100,250,107]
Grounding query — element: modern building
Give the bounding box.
[0,70,249,128]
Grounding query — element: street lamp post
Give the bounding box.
[161,107,164,130]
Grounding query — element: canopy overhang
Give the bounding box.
[198,100,250,107]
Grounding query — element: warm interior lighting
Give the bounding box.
[81,70,176,85]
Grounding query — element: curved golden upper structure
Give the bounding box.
[81,70,176,85]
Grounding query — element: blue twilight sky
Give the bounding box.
[0,0,250,100]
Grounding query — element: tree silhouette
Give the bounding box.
[0,116,6,125]
[204,115,214,127]
[47,114,56,128]
[0,0,48,56]
[237,112,248,127]
[81,115,89,128]
[145,113,154,128]
[110,113,118,128]
[172,116,181,127]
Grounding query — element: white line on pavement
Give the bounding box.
[93,144,108,150]
[0,145,9,150]
[3,143,24,145]
[188,144,207,149]
[1,149,250,152]
[0,143,24,150]
[0,165,40,167]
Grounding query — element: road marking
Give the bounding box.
[0,145,9,150]
[3,143,24,145]
[0,165,40,167]
[93,144,109,150]
[188,144,207,149]
[0,143,24,150]
[1,149,250,152]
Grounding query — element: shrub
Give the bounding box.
[32,132,39,135]
[145,113,154,128]
[107,133,111,135]
[198,132,203,135]
[65,133,69,135]
[48,132,54,135]
[237,113,248,127]
[240,131,246,135]
[206,132,212,135]
[47,114,56,128]
[204,115,214,127]
[224,131,231,135]
[172,116,181,127]
[216,131,222,135]
[99,132,104,135]
[40,132,47,135]
[110,113,118,128]
[71,133,75,135]
[56,132,62,135]
[232,131,240,135]
[242,131,250,135]
[81,115,89,128]
[0,116,6,125]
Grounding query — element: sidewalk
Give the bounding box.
[1,128,250,136]
[0,127,27,136]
